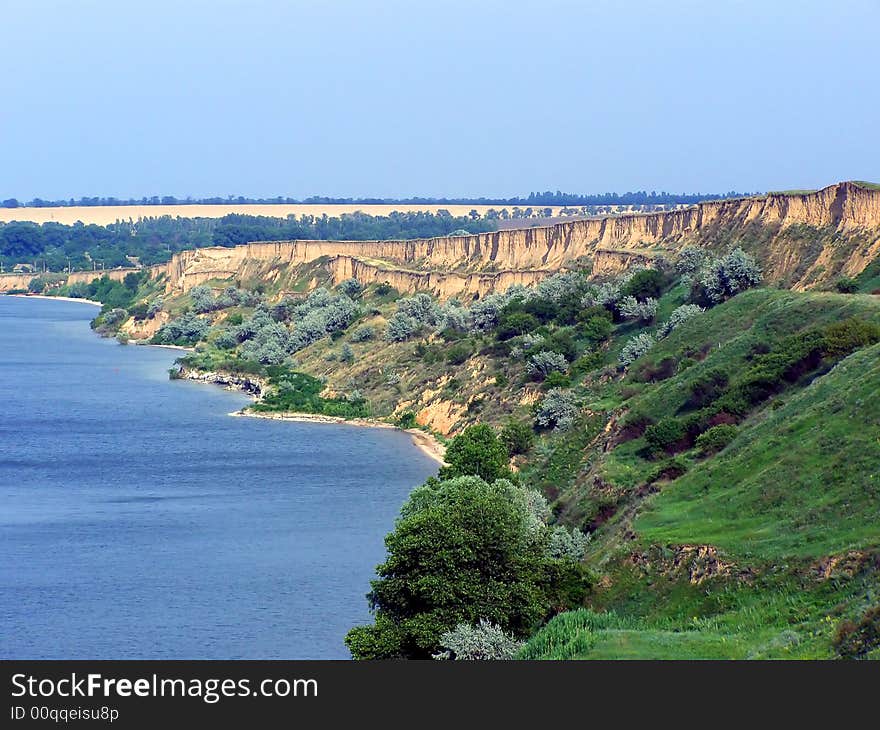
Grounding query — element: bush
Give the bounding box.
[339,344,355,363]
[375,281,394,296]
[548,526,591,561]
[213,329,238,350]
[618,296,658,322]
[692,248,762,305]
[396,411,418,429]
[622,268,665,300]
[619,333,655,369]
[535,389,579,430]
[434,619,524,660]
[578,314,612,344]
[189,285,216,314]
[152,312,209,346]
[528,350,568,380]
[644,419,687,454]
[821,318,880,358]
[496,311,540,340]
[695,424,738,454]
[385,312,421,342]
[834,277,859,294]
[445,341,473,365]
[500,421,534,456]
[350,325,376,342]
[397,293,440,326]
[657,304,704,338]
[439,425,511,483]
[337,278,364,298]
[834,606,880,659]
[542,371,572,390]
[686,368,729,409]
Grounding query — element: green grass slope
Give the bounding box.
[522,292,880,659]
[636,343,880,560]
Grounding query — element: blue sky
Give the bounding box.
[2,0,878,199]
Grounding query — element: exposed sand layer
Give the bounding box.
[7,293,102,306]
[232,410,446,465]
[0,203,571,226]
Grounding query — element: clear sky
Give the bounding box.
[2,0,878,200]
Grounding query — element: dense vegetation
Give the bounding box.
[0,210,495,271]
[76,234,880,659]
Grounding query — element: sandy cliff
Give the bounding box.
[3,182,878,297]
[152,182,880,298]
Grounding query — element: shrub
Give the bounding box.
[496,311,540,340]
[542,328,578,361]
[618,296,658,322]
[657,304,704,338]
[686,368,729,409]
[339,344,355,363]
[397,293,440,326]
[445,341,473,365]
[337,278,364,298]
[436,300,471,333]
[578,314,612,344]
[439,425,511,483]
[693,248,762,305]
[622,268,665,300]
[821,318,880,358]
[384,312,421,342]
[500,421,534,456]
[535,389,579,431]
[548,526,591,561]
[644,419,687,454]
[834,277,859,294]
[396,411,418,429]
[213,329,238,350]
[350,325,376,342]
[152,312,209,345]
[542,371,572,390]
[675,247,709,277]
[374,281,394,296]
[528,350,568,380]
[189,285,216,314]
[618,333,655,369]
[834,606,880,659]
[434,620,524,660]
[695,424,738,454]
[633,356,677,383]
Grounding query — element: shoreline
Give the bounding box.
[232,409,446,465]
[6,293,103,306]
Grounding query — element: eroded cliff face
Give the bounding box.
[3,182,878,297]
[151,182,880,299]
[0,266,145,293]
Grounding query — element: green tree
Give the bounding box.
[439,424,511,482]
[345,476,580,659]
[500,421,534,456]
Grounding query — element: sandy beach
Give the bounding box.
[7,293,103,306]
[232,410,446,465]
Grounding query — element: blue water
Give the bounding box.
[0,297,437,659]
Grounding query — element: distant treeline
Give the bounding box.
[2,189,753,209]
[0,211,495,272]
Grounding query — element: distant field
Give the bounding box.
[0,203,574,226]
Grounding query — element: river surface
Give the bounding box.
[0,296,437,658]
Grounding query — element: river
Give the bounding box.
[0,296,437,658]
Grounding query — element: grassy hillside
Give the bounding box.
[77,246,880,659]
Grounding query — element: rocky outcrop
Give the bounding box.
[174,367,265,397]
[150,182,880,298]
